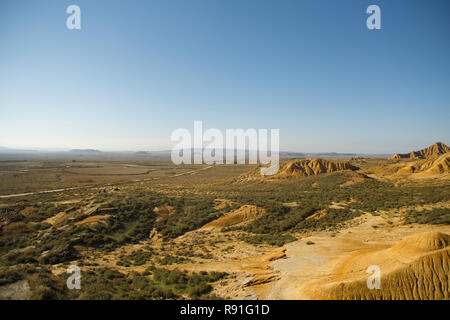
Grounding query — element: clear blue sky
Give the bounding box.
[1,0,449,153]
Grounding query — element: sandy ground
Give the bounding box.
[49,197,449,300]
[258,213,450,299]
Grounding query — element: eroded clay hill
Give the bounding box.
[274,159,358,178]
[391,142,449,160]
[396,152,450,175]
[306,232,450,300]
[236,158,358,182]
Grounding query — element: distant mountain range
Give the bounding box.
[0,146,391,158]
[1,144,447,159]
[172,149,390,158]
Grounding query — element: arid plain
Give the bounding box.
[0,143,449,300]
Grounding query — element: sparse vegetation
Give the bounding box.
[155,197,233,239]
[66,267,227,300]
[0,156,448,300]
[405,208,450,225]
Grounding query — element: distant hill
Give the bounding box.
[391,142,449,160]
[135,151,150,155]
[279,152,306,157]
[276,159,358,178]
[69,149,102,154]
[304,152,357,158]
[240,158,358,181]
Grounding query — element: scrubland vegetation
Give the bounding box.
[0,157,449,299]
[0,264,226,300]
[405,208,450,225]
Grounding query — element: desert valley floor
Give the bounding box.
[0,143,449,300]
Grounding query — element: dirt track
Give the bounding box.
[0,165,214,199]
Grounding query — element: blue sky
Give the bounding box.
[0,0,449,153]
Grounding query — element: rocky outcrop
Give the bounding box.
[275,159,358,178]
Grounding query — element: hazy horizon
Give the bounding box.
[0,141,447,155]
